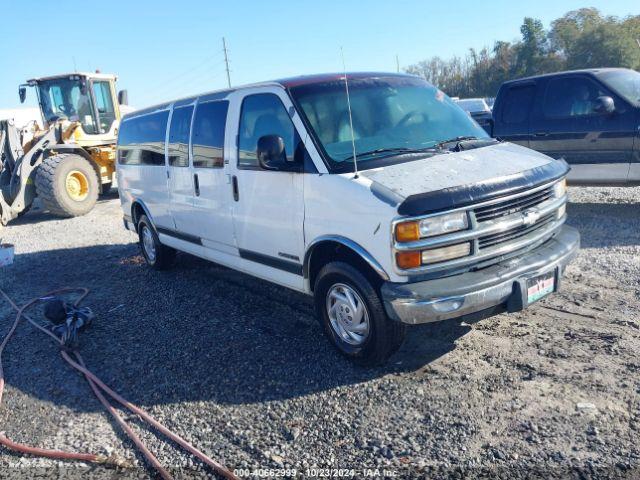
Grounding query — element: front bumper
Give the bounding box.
[381,225,580,325]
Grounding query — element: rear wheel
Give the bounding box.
[137,215,176,270]
[314,261,406,366]
[35,153,99,217]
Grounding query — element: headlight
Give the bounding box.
[553,178,567,198]
[395,211,469,242]
[396,242,471,269]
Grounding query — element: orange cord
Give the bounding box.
[0,287,239,480]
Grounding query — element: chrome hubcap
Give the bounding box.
[142,226,156,262]
[326,283,370,346]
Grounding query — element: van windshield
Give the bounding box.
[289,75,488,172]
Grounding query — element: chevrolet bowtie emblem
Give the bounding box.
[522,209,541,226]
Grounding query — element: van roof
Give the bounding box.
[275,71,412,88]
[124,72,417,120]
[501,67,632,86]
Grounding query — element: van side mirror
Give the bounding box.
[118,89,129,105]
[18,86,26,104]
[257,135,287,170]
[593,96,615,115]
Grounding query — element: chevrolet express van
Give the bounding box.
[117,73,580,365]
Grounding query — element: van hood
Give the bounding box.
[361,142,569,216]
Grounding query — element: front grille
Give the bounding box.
[478,213,556,250]
[474,186,554,222]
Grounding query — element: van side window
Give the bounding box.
[118,111,169,166]
[543,77,607,118]
[501,85,535,124]
[192,101,228,168]
[238,94,297,169]
[168,106,194,167]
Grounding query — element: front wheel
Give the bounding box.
[314,261,406,366]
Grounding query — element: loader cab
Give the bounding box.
[23,73,121,140]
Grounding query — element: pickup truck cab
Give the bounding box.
[117,73,579,365]
[492,68,640,185]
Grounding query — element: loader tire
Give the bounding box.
[35,154,99,218]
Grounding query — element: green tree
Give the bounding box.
[516,17,549,76]
[406,8,640,98]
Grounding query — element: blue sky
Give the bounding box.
[2,0,636,109]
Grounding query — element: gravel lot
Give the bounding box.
[0,186,638,479]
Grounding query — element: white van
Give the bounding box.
[117,73,579,365]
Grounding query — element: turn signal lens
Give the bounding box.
[396,251,422,270]
[395,221,420,242]
[421,243,471,264]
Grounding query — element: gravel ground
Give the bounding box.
[0,187,638,479]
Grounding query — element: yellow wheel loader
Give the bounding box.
[0,72,128,225]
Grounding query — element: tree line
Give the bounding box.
[405,8,640,98]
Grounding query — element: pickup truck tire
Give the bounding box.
[314,261,406,366]
[137,215,176,270]
[35,153,99,217]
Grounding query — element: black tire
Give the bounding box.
[35,153,99,217]
[314,261,406,366]
[137,215,176,270]
[100,182,113,196]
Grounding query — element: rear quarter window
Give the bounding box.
[118,111,169,166]
[500,85,536,124]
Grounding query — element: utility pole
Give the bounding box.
[395,55,400,73]
[222,37,231,88]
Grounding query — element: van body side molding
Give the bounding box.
[156,227,203,246]
[239,249,303,275]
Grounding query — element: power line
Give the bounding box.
[135,56,226,105]
[147,56,225,94]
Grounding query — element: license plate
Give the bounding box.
[526,272,555,304]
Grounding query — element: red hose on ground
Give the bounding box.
[0,287,239,480]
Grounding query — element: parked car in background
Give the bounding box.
[492,68,640,185]
[485,97,495,110]
[456,97,493,134]
[117,73,579,365]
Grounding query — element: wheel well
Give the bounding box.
[307,241,384,292]
[131,202,146,232]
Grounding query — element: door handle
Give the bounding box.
[193,173,200,196]
[534,131,549,137]
[232,175,239,201]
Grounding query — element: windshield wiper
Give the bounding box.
[342,147,439,162]
[433,136,480,149]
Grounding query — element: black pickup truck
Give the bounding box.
[490,68,640,185]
